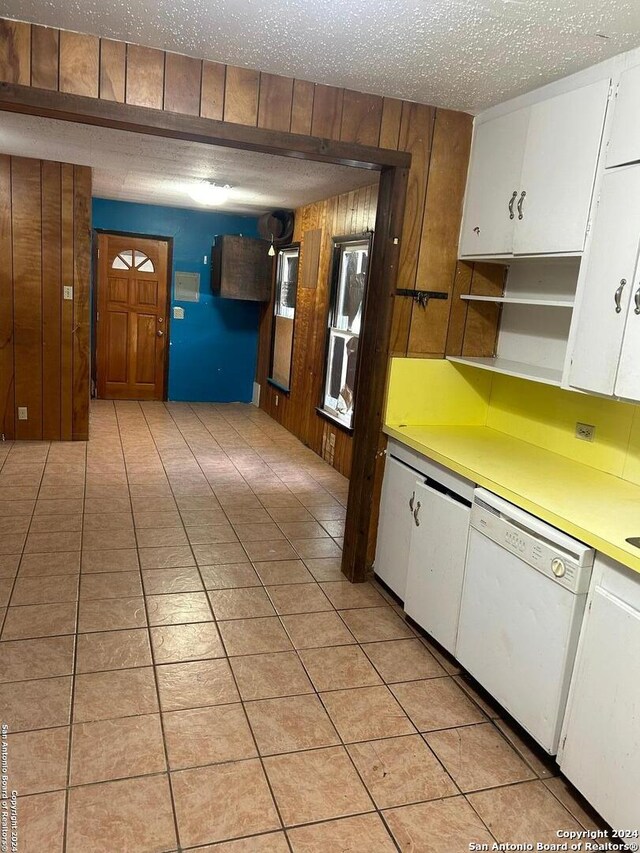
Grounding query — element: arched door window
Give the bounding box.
[111,249,155,273]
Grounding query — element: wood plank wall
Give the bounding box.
[256,184,378,477]
[0,18,500,451]
[0,153,91,441]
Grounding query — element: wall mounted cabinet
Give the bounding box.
[211,235,273,301]
[569,166,640,400]
[606,63,640,168]
[460,80,610,259]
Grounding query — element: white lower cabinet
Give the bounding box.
[403,479,473,655]
[374,455,424,601]
[558,554,640,834]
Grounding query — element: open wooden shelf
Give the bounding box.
[460,294,574,308]
[447,356,563,387]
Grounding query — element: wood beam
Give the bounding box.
[0,82,411,171]
[341,164,409,582]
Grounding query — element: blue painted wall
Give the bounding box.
[92,198,261,403]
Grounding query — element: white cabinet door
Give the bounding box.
[374,456,422,601]
[607,64,640,168]
[459,108,529,257]
[615,281,640,400]
[403,481,470,654]
[568,166,640,395]
[514,80,610,255]
[559,556,640,834]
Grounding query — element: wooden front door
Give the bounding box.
[96,233,170,400]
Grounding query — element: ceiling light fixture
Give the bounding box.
[188,180,232,206]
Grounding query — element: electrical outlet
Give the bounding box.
[63,285,73,300]
[173,306,185,320]
[575,422,596,442]
[17,407,28,421]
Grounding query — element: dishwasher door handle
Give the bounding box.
[413,501,421,526]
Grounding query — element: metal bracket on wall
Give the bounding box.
[396,289,449,308]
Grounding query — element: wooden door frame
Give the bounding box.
[0,81,410,583]
[93,229,173,402]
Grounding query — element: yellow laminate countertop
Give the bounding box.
[384,423,640,576]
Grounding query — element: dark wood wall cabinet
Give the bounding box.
[211,235,274,301]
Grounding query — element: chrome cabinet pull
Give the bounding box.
[634,286,640,316]
[413,501,421,527]
[517,190,526,220]
[615,279,627,314]
[409,492,415,512]
[508,191,518,220]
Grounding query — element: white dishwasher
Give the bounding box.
[456,488,594,754]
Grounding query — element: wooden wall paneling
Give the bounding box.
[59,31,99,98]
[290,79,314,135]
[378,97,403,150]
[300,228,322,289]
[340,90,383,147]
[31,25,59,91]
[200,60,225,120]
[0,20,30,85]
[72,165,91,440]
[444,261,474,356]
[396,102,435,290]
[407,109,473,356]
[41,160,62,440]
[60,164,74,440]
[224,66,259,126]
[99,39,126,102]
[311,84,344,140]
[258,73,293,132]
[11,158,43,440]
[126,44,165,109]
[461,262,504,357]
[164,52,202,116]
[0,155,14,439]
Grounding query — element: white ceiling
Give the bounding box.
[4,0,640,111]
[0,111,376,214]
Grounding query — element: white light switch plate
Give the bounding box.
[173,306,185,320]
[63,286,73,300]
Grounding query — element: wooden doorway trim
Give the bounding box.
[0,82,410,583]
[95,232,171,401]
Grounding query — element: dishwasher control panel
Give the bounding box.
[471,490,594,594]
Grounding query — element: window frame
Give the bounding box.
[267,242,301,394]
[317,232,373,433]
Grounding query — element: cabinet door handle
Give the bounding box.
[634,286,640,316]
[615,279,627,314]
[409,492,415,512]
[413,501,421,527]
[508,191,518,220]
[517,190,526,220]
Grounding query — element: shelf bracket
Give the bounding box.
[396,289,449,309]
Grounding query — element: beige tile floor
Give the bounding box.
[0,400,606,852]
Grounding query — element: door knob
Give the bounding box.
[157,330,164,337]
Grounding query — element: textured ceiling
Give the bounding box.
[4,0,640,111]
[0,111,376,213]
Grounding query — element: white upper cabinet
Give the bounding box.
[569,166,640,397]
[514,81,610,255]
[606,64,640,168]
[458,108,529,257]
[460,80,610,259]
